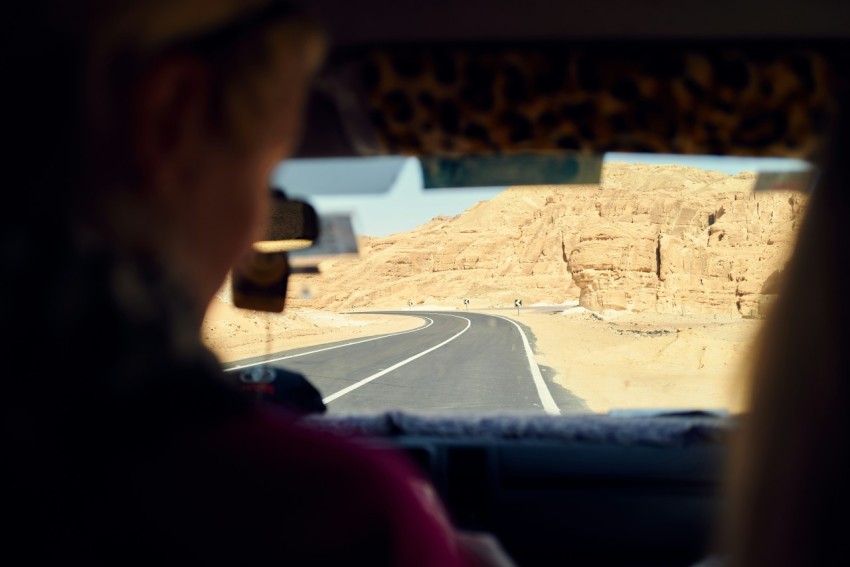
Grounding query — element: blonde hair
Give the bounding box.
[82,0,325,194]
[722,102,850,565]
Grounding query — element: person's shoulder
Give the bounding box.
[189,406,473,566]
[207,406,419,491]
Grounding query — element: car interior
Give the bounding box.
[226,1,850,566]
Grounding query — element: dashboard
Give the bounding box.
[308,411,732,567]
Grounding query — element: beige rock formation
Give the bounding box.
[286,163,807,317]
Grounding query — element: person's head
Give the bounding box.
[8,0,325,315]
[720,95,850,566]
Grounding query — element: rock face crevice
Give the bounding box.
[655,235,662,279]
[287,163,806,317]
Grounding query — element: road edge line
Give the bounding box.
[494,315,561,415]
[224,316,434,371]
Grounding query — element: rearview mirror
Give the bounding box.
[253,189,320,252]
[231,189,321,313]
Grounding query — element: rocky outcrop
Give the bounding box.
[563,167,805,316]
[286,163,806,317]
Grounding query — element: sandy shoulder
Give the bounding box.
[488,308,761,414]
[202,298,425,364]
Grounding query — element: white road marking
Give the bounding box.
[322,314,472,404]
[493,315,561,415]
[223,316,434,372]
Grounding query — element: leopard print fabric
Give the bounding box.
[328,44,844,161]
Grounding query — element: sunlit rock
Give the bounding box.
[285,163,805,317]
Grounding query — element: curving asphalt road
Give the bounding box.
[224,311,588,414]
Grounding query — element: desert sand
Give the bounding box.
[491,307,758,413]
[202,294,423,364]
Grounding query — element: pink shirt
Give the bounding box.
[128,404,479,566]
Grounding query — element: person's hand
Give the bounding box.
[404,478,517,566]
[456,530,518,567]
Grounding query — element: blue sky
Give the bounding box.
[272,153,811,238]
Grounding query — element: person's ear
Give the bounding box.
[132,55,212,199]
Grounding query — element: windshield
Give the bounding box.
[203,153,810,417]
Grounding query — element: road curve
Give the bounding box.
[225,311,579,414]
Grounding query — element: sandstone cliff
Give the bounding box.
[286,163,807,317]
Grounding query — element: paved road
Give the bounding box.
[224,311,587,414]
